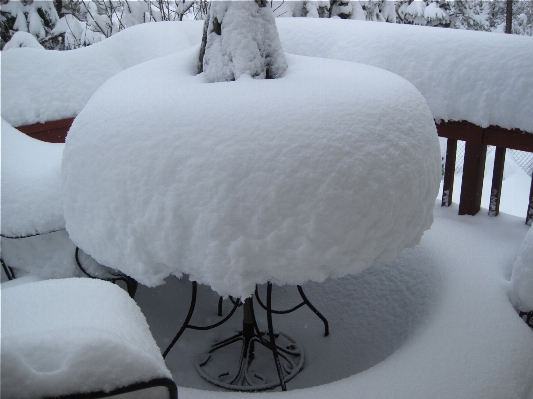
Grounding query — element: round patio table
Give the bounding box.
[62,47,441,391]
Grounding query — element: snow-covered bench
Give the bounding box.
[1,277,177,399]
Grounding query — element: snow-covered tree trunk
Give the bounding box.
[198,0,288,82]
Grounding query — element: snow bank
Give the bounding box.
[1,118,65,237]
[511,226,533,311]
[2,19,532,133]
[1,21,202,127]
[276,18,533,133]
[1,278,171,399]
[62,47,441,298]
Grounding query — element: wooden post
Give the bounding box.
[459,141,487,216]
[488,147,506,217]
[527,173,533,226]
[505,0,513,34]
[442,139,457,207]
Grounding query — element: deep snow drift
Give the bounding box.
[61,47,440,298]
[2,19,532,134]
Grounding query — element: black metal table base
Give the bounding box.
[195,328,304,391]
[163,281,328,392]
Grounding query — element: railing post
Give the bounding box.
[442,139,457,207]
[527,173,533,226]
[459,139,487,216]
[488,147,506,217]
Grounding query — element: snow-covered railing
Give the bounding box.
[16,117,74,143]
[438,121,533,225]
[14,116,533,226]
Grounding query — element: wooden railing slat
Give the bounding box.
[526,173,533,226]
[442,139,457,207]
[458,139,487,216]
[488,147,506,217]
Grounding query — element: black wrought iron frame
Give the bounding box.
[163,281,329,391]
[519,310,533,329]
[75,247,138,298]
[42,377,177,399]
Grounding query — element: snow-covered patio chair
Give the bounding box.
[1,277,177,399]
[0,119,137,296]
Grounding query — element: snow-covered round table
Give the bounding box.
[62,46,440,298]
[62,46,441,390]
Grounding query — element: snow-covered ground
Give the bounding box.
[2,17,533,399]
[136,202,533,399]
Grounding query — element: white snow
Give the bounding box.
[2,19,532,133]
[62,47,441,299]
[1,278,171,399]
[1,21,202,127]
[511,225,533,311]
[275,18,533,133]
[139,203,533,399]
[2,17,532,399]
[3,31,44,51]
[1,118,65,237]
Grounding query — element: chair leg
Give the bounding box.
[297,285,329,336]
[163,281,198,359]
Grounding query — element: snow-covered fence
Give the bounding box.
[438,121,533,225]
[14,116,533,226]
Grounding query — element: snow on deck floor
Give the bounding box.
[134,202,533,399]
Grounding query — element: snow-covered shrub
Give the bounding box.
[3,30,44,49]
[0,0,61,50]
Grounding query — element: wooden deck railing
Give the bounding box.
[17,118,74,143]
[15,118,533,225]
[437,121,533,225]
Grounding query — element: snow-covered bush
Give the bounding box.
[1,0,207,50]
[2,1,532,51]
[2,30,44,49]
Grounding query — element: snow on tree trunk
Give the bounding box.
[198,0,288,82]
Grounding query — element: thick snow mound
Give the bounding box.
[511,226,533,311]
[62,48,441,298]
[1,21,202,127]
[1,118,65,237]
[276,18,533,133]
[2,19,531,133]
[1,278,171,399]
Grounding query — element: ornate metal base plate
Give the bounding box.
[195,329,304,391]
